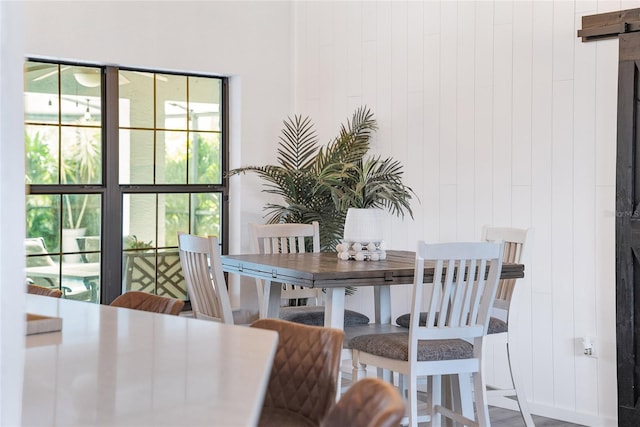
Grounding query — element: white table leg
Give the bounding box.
[324,287,345,329]
[374,285,391,324]
[265,281,282,319]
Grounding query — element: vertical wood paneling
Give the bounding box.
[475,84,494,232]
[332,2,349,122]
[424,31,441,243]
[362,0,377,42]
[532,292,555,406]
[439,1,457,186]
[551,79,575,409]
[552,1,575,82]
[407,2,425,242]
[512,2,533,188]
[408,1,424,94]
[407,91,425,242]
[375,1,392,154]
[474,1,494,232]
[362,40,377,115]
[531,0,553,296]
[492,22,513,227]
[530,0,555,406]
[292,1,619,423]
[440,184,457,242]
[572,12,599,417]
[346,1,362,99]
[456,2,476,240]
[390,1,409,248]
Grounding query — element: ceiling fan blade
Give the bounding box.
[33,66,70,82]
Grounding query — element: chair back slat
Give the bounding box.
[481,226,532,314]
[410,241,504,348]
[178,233,233,324]
[250,222,322,314]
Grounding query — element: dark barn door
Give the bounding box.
[617,31,640,426]
[579,10,640,425]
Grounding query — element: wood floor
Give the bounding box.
[486,406,585,427]
[412,405,585,427]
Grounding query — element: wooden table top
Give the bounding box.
[221,250,524,288]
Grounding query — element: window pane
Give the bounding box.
[189,77,221,132]
[123,193,157,248]
[157,130,187,184]
[25,192,101,304]
[122,249,185,299]
[61,194,101,241]
[194,192,222,238]
[189,132,221,184]
[25,61,60,125]
[120,129,154,184]
[26,194,61,252]
[119,70,154,128]
[161,193,189,247]
[61,66,101,126]
[25,125,59,185]
[157,74,187,130]
[61,127,102,185]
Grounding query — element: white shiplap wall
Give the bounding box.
[293,1,629,425]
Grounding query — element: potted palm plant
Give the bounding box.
[228,106,416,252]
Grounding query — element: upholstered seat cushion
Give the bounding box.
[488,316,507,334]
[395,311,427,328]
[280,305,370,327]
[349,332,473,361]
[258,407,317,427]
[396,312,507,335]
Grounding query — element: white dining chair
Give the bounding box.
[177,232,234,324]
[250,221,369,327]
[350,241,504,427]
[481,225,534,427]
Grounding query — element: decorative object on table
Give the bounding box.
[337,207,387,261]
[336,240,386,261]
[227,106,417,253]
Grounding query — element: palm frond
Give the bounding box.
[277,115,319,170]
[228,106,416,253]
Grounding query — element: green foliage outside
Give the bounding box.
[163,132,222,245]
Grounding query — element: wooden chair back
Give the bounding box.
[177,233,234,324]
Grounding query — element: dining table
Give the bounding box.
[22,294,278,426]
[221,250,525,330]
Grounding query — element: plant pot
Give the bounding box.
[342,208,383,243]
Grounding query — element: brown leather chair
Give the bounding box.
[322,378,405,427]
[27,284,63,298]
[251,318,344,427]
[110,291,184,315]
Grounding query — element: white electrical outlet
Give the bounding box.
[582,336,597,358]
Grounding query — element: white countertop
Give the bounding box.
[23,295,277,426]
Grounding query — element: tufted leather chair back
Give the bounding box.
[27,284,63,298]
[251,318,344,427]
[110,291,184,315]
[322,377,405,427]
